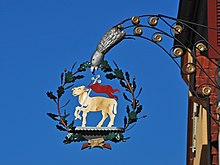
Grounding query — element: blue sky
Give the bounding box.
[0,0,188,164]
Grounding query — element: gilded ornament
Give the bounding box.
[172,25,183,34]
[202,86,212,96]
[173,47,183,57]
[216,106,220,115]
[132,16,140,25]
[134,27,143,36]
[196,43,207,52]
[148,16,158,26]
[153,33,162,42]
[185,64,195,74]
[117,24,122,29]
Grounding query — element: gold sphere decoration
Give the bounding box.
[202,86,212,96]
[196,43,207,52]
[172,25,183,34]
[148,17,158,26]
[185,64,196,74]
[173,47,183,57]
[133,27,143,36]
[117,24,123,29]
[132,16,140,25]
[153,34,162,42]
[216,106,220,115]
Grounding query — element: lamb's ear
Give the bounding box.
[72,88,75,91]
[82,86,88,92]
[81,86,86,91]
[85,88,89,92]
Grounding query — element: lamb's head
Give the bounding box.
[72,86,86,96]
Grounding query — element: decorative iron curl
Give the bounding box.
[119,15,220,67]
[109,14,220,126]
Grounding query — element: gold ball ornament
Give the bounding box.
[196,43,207,52]
[132,16,140,25]
[202,86,212,96]
[153,34,162,42]
[185,64,196,74]
[173,47,183,57]
[133,27,143,36]
[148,17,158,26]
[117,24,123,30]
[172,25,183,34]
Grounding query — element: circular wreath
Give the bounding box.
[46,60,146,144]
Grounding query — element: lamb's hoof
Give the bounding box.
[75,116,82,120]
[107,124,113,127]
[96,124,102,127]
[81,125,86,127]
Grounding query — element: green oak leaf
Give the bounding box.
[57,86,65,98]
[126,105,130,114]
[65,71,74,83]
[46,91,57,101]
[128,111,138,124]
[114,133,124,142]
[73,133,86,142]
[120,80,127,88]
[47,113,59,121]
[114,69,124,80]
[125,72,130,82]
[68,120,74,129]
[136,87,142,98]
[100,60,112,72]
[124,116,128,128]
[56,124,67,131]
[136,105,143,114]
[106,73,116,80]
[61,72,64,84]
[132,78,136,92]
[105,132,115,141]
[77,61,91,72]
[123,92,132,102]
[59,113,69,126]
[128,111,137,120]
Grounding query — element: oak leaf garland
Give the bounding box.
[47,60,145,144]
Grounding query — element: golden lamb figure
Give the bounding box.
[72,86,118,127]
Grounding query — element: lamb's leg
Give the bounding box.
[81,112,88,127]
[96,112,108,127]
[107,109,115,127]
[74,106,82,120]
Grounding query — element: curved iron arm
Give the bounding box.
[90,14,220,126]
